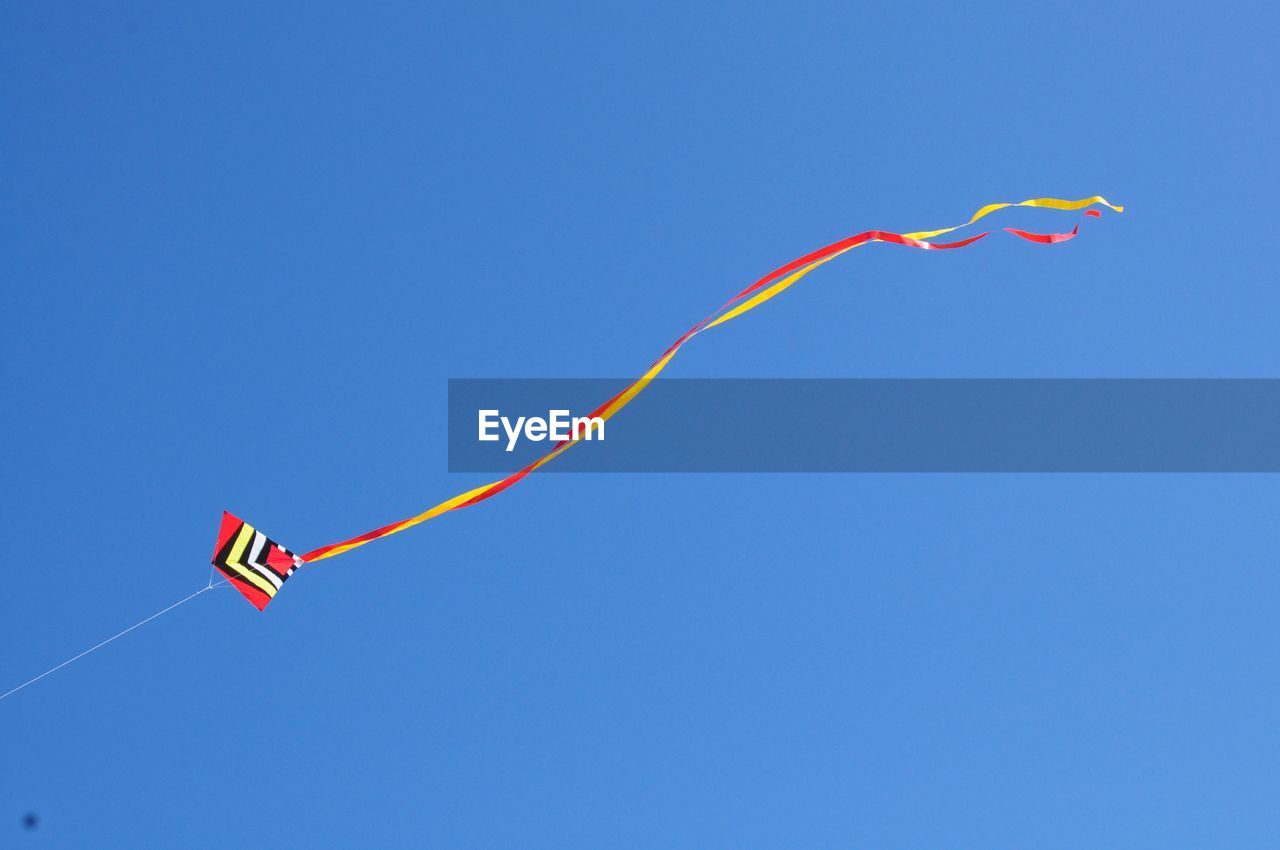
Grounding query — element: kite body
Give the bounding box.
[212,512,302,610]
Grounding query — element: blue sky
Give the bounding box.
[2,2,1278,847]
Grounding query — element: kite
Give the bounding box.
[0,194,1122,700]
[214,195,1122,610]
[211,512,304,610]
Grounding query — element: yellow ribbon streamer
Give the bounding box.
[303,196,1121,563]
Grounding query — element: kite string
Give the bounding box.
[0,584,220,702]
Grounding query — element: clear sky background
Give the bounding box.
[3,3,1278,847]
